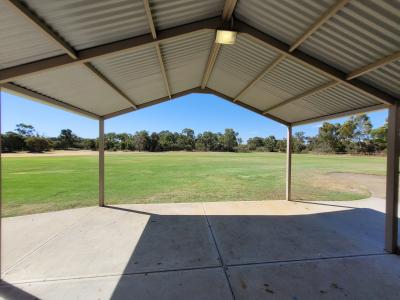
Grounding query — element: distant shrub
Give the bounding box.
[25,137,52,153]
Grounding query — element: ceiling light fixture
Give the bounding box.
[215,30,237,45]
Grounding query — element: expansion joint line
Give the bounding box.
[201,203,236,300]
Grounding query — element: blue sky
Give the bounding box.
[1,91,388,141]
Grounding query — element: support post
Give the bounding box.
[385,102,399,253]
[286,125,292,201]
[99,117,105,207]
[0,88,2,276]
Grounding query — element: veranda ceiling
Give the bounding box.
[0,0,398,125]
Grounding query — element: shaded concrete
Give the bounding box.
[227,255,400,299]
[1,199,399,299]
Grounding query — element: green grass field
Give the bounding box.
[3,152,386,217]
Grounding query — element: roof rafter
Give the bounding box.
[1,83,99,119]
[5,0,138,109]
[289,0,350,52]
[143,0,157,39]
[292,104,386,126]
[102,86,290,126]
[262,81,339,113]
[201,0,238,89]
[0,17,222,83]
[155,44,172,99]
[236,21,395,105]
[233,0,347,104]
[4,0,78,59]
[83,63,138,109]
[346,51,400,80]
[233,54,287,102]
[143,0,172,99]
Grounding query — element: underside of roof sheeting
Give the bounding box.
[260,58,330,99]
[160,30,214,94]
[22,0,149,50]
[269,83,381,123]
[208,34,279,98]
[235,0,336,46]
[92,46,166,105]
[13,64,132,116]
[359,60,400,99]
[151,0,225,31]
[237,57,331,111]
[0,1,64,69]
[299,0,400,73]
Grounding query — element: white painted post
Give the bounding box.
[385,103,399,253]
[99,118,105,207]
[286,125,292,201]
[0,88,2,275]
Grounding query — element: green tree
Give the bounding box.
[264,135,277,152]
[247,137,264,150]
[58,129,78,149]
[221,128,238,151]
[134,131,150,151]
[370,120,388,152]
[1,132,25,152]
[25,136,51,152]
[15,123,35,137]
[293,132,306,153]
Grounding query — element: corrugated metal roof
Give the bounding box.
[13,64,132,116]
[0,1,64,69]
[237,57,331,111]
[235,0,335,45]
[208,34,280,98]
[299,0,400,73]
[269,83,381,123]
[160,30,214,94]
[151,0,225,30]
[259,58,330,98]
[92,46,167,105]
[359,60,400,99]
[0,0,397,124]
[22,0,149,50]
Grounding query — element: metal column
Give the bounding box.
[0,89,2,275]
[286,125,292,201]
[99,118,105,207]
[385,102,399,253]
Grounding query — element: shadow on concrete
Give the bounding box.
[108,207,397,299]
[0,280,39,300]
[1,206,398,299]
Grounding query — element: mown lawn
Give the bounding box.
[3,152,386,217]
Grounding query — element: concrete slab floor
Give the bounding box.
[0,198,399,299]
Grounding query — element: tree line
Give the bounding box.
[1,114,388,154]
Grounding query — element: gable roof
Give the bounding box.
[1,0,398,125]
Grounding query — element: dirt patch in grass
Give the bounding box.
[324,172,386,199]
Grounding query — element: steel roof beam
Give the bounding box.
[292,104,386,126]
[5,0,139,109]
[102,86,290,126]
[236,21,395,105]
[233,54,286,102]
[347,51,400,80]
[201,0,238,89]
[262,81,339,113]
[143,0,172,99]
[1,83,100,119]
[289,0,350,52]
[4,0,78,59]
[0,17,222,83]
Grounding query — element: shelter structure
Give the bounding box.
[0,0,399,274]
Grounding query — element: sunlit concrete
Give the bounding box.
[1,198,399,299]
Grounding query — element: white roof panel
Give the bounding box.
[14,64,132,116]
